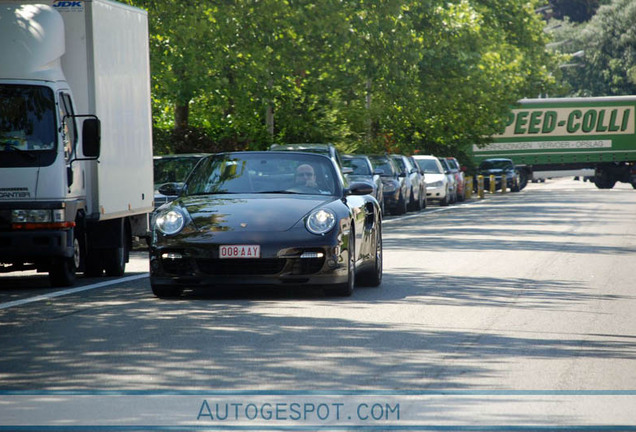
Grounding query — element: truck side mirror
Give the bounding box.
[82,118,101,158]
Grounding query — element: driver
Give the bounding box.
[295,164,318,188]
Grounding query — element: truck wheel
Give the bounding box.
[594,173,616,189]
[103,245,126,276]
[103,227,127,277]
[84,251,103,277]
[49,233,80,287]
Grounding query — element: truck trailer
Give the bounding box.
[0,0,154,286]
[472,96,636,190]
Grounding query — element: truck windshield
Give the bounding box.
[0,85,56,153]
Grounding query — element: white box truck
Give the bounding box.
[0,0,154,286]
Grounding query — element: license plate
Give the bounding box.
[219,245,261,259]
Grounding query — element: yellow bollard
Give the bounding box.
[489,174,496,194]
[477,175,485,198]
[501,174,507,194]
[465,176,473,199]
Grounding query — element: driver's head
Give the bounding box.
[295,164,315,184]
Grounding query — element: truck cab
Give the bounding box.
[0,2,153,286]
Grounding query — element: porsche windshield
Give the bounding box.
[0,85,56,152]
[186,153,340,196]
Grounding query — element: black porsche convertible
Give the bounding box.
[149,151,383,298]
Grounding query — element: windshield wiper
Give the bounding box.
[258,190,301,194]
[189,191,241,196]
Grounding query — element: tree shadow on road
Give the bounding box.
[1,269,635,391]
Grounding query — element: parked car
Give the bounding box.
[269,143,349,175]
[445,157,466,202]
[150,151,383,298]
[367,154,409,215]
[342,154,385,215]
[438,157,457,203]
[390,154,425,211]
[408,155,427,209]
[477,158,521,192]
[412,155,450,206]
[153,153,209,210]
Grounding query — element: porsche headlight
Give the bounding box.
[155,208,186,235]
[306,209,336,235]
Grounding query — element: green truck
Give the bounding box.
[471,96,636,189]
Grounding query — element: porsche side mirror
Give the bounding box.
[346,181,374,196]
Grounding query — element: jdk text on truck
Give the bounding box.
[472,96,636,190]
[0,0,154,286]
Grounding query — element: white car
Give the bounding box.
[412,155,451,206]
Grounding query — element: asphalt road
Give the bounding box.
[1,177,636,429]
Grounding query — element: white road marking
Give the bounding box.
[0,274,148,311]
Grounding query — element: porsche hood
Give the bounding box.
[176,195,336,232]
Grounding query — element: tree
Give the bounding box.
[552,0,636,96]
[127,0,558,157]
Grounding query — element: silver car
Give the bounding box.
[438,157,457,203]
[343,154,385,215]
[412,155,450,206]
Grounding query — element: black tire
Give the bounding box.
[49,230,81,287]
[408,188,421,211]
[84,251,103,277]
[594,173,616,189]
[457,184,465,202]
[518,171,529,190]
[327,232,355,297]
[379,196,386,216]
[151,284,182,298]
[393,191,407,215]
[359,223,382,287]
[103,226,127,277]
[440,188,450,206]
[511,177,520,192]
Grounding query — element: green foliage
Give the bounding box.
[127,0,557,160]
[550,0,636,96]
